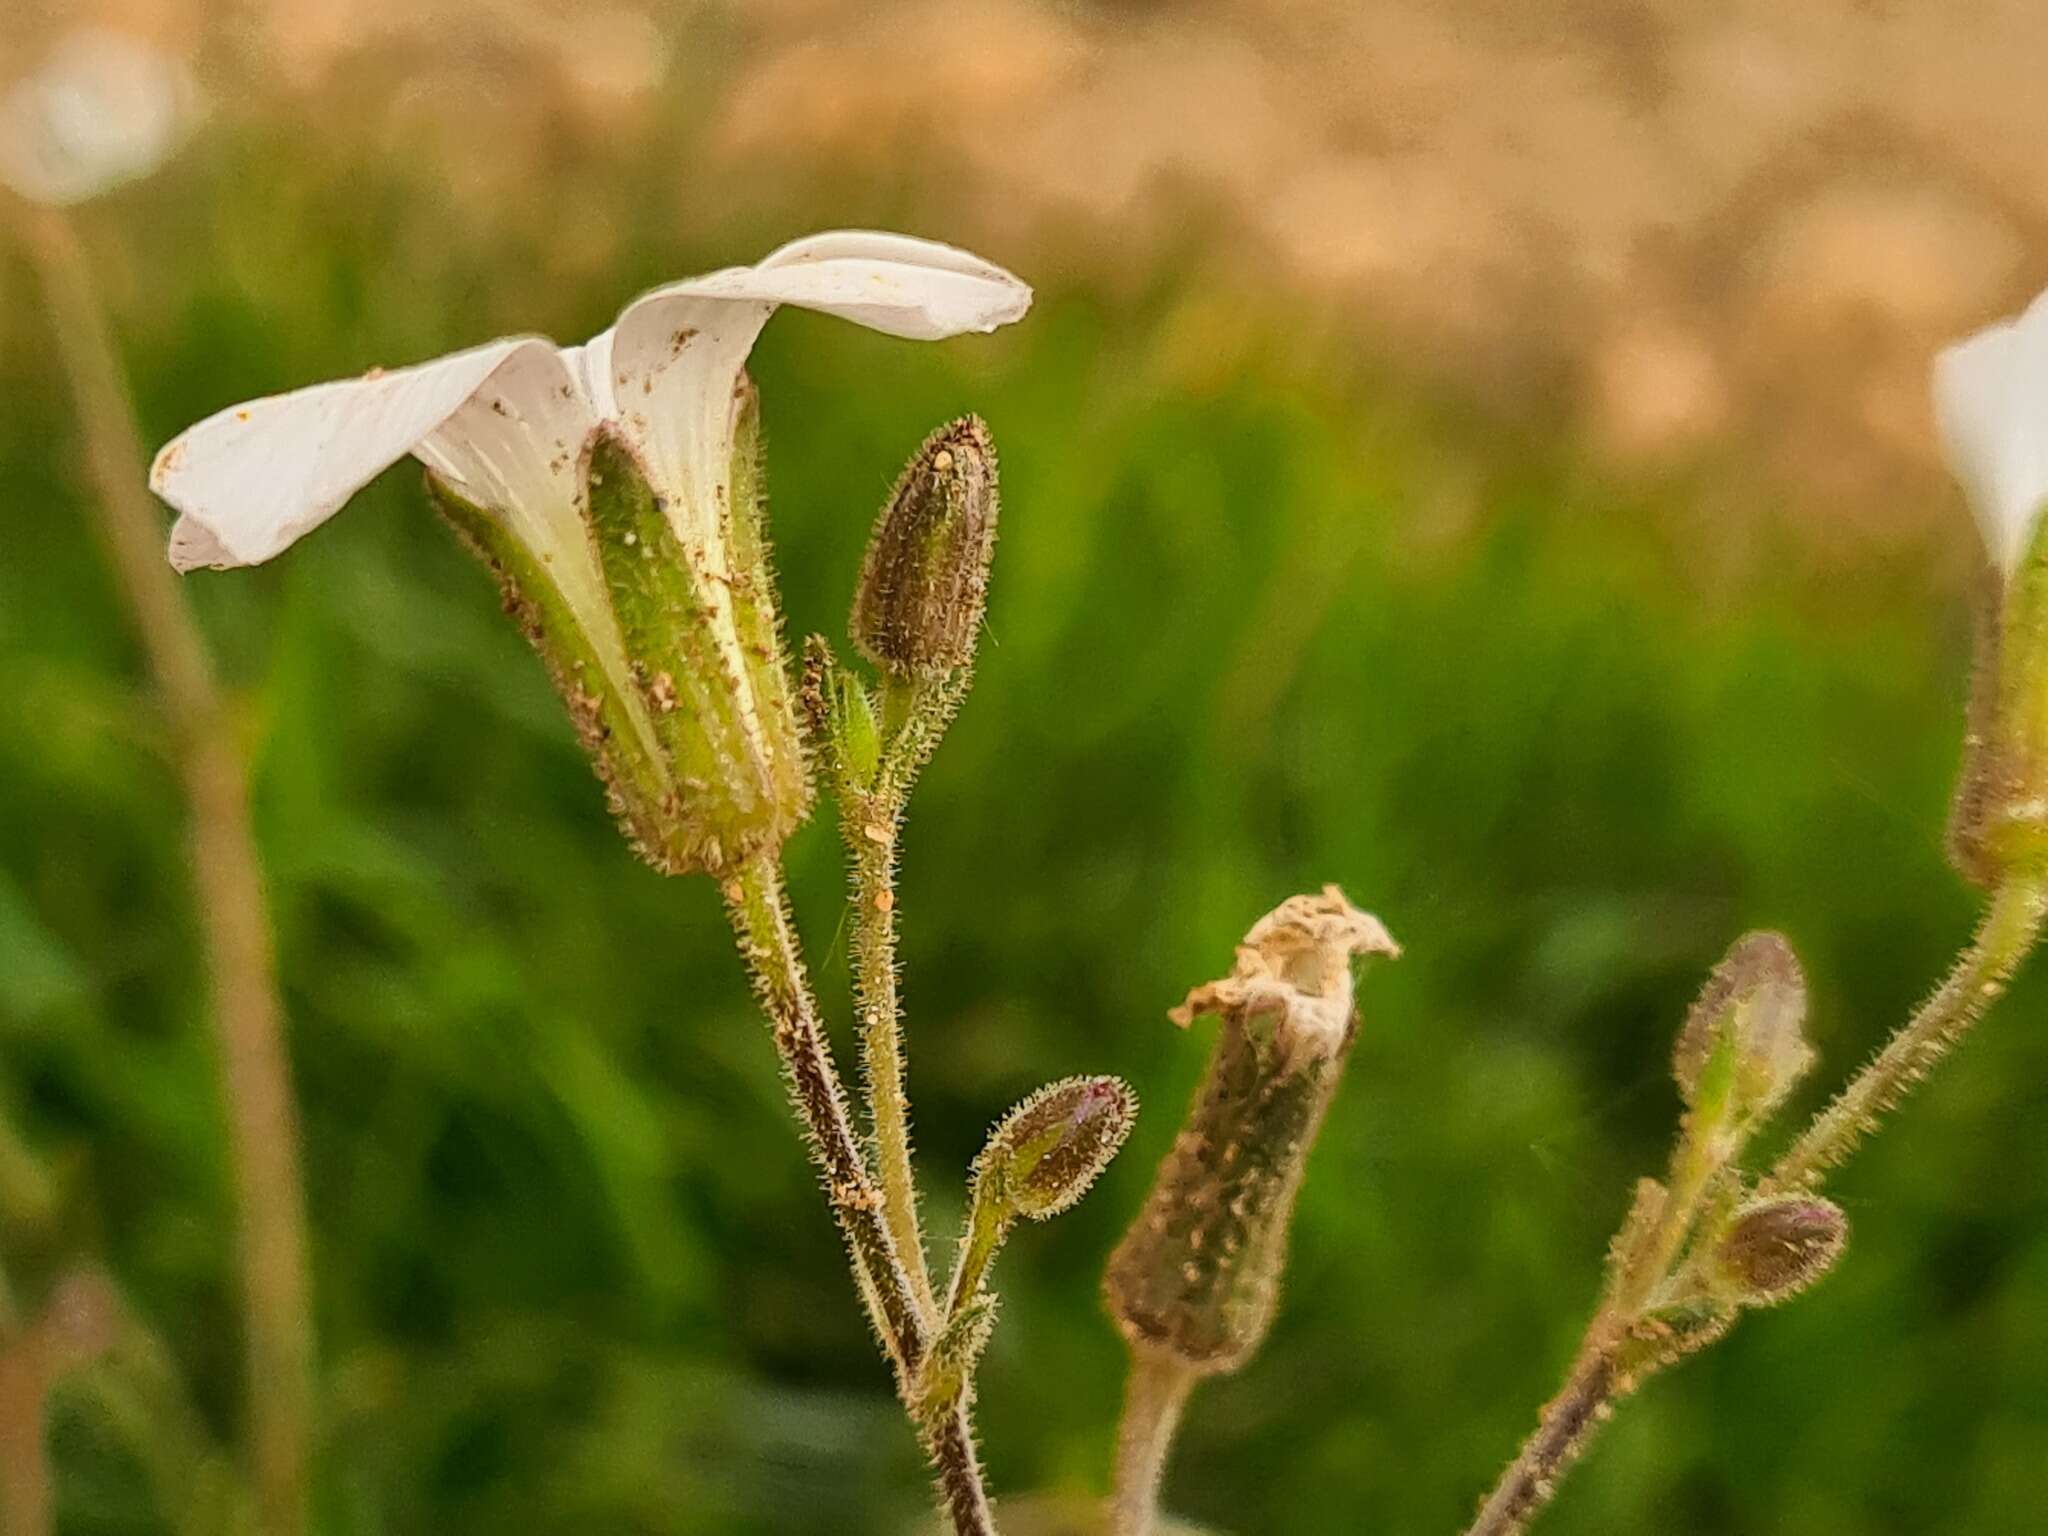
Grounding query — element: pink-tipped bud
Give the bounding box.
[1672,931,1813,1125]
[977,1075,1137,1222]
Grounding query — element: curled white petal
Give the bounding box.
[154,229,1030,609]
[598,229,1030,550]
[155,337,583,571]
[1933,286,2048,575]
[0,30,194,205]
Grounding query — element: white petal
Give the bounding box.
[597,230,1030,551]
[156,337,568,572]
[1934,286,2048,574]
[0,29,194,206]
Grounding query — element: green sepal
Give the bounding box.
[726,381,811,823]
[426,470,685,872]
[582,425,805,873]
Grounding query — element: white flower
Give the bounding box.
[152,230,1030,873]
[155,227,1027,631]
[1933,286,2048,576]
[0,29,195,206]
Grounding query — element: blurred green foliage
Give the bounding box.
[2,90,2044,1536]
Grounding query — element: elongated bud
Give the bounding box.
[1105,887,1397,1375]
[977,1075,1137,1222]
[852,417,998,678]
[1714,1195,1847,1305]
[1671,931,1812,1128]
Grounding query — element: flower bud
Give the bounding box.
[1671,931,1812,1128]
[976,1075,1137,1222]
[1105,888,1397,1375]
[1714,1196,1847,1305]
[851,417,998,678]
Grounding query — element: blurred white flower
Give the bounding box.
[1933,286,2048,575]
[0,29,195,206]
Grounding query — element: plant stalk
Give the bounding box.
[848,796,937,1319]
[1768,872,2048,1190]
[1109,1347,1199,1536]
[721,852,996,1534]
[23,205,312,1536]
[1464,1347,1621,1536]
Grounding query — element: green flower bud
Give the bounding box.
[976,1075,1137,1222]
[1104,888,1397,1375]
[851,417,998,679]
[1714,1195,1848,1305]
[1671,931,1812,1128]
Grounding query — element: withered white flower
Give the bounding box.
[153,230,1030,874]
[1933,286,2048,577]
[0,29,195,206]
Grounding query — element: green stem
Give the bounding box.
[1109,1347,1200,1536]
[25,206,311,1536]
[847,794,937,1319]
[721,853,997,1535]
[944,1196,1010,1319]
[1769,872,2048,1191]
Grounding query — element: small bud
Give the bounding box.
[1106,887,1397,1375]
[800,635,882,798]
[1671,931,1812,1126]
[851,417,998,678]
[1714,1196,1848,1305]
[976,1075,1137,1222]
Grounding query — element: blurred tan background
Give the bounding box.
[14,0,2048,519]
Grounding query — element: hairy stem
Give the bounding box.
[1469,873,2048,1535]
[1464,1348,1620,1536]
[848,797,936,1319]
[1109,1347,1199,1536]
[721,853,996,1535]
[25,206,312,1536]
[1769,873,2048,1190]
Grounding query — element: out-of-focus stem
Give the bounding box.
[721,853,996,1536]
[1463,1348,1620,1536]
[1109,1347,1198,1536]
[1769,872,2048,1189]
[23,205,312,1536]
[0,1328,51,1536]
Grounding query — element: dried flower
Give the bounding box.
[1106,887,1397,1374]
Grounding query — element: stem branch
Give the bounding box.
[721,853,996,1535]
[1769,873,2048,1190]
